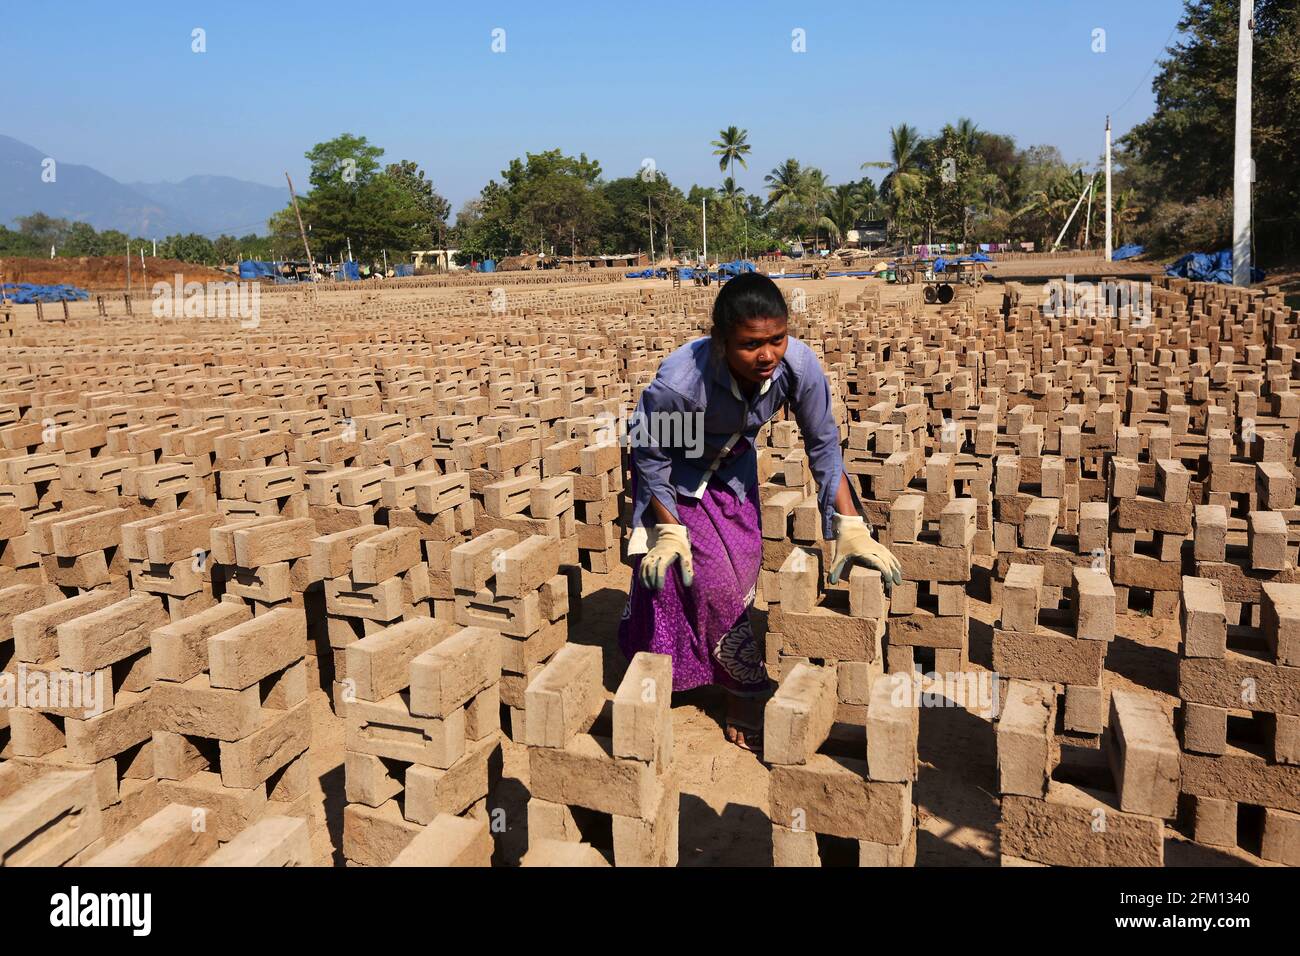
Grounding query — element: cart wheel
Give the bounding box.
[937,283,955,304]
[923,285,938,304]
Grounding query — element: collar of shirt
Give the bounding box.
[709,350,776,402]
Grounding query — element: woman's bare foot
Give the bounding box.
[724,694,765,753]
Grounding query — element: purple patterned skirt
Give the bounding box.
[619,444,769,696]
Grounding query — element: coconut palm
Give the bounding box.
[764,158,803,209]
[820,182,866,248]
[863,123,925,241]
[711,126,751,183]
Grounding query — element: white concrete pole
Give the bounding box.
[1232,0,1255,285]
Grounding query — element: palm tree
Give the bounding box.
[800,167,832,252]
[765,158,804,209]
[820,183,865,248]
[711,126,751,183]
[863,123,925,243]
[720,176,745,209]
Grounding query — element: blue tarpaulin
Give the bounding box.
[1166,250,1264,285]
[394,264,414,277]
[1,283,88,304]
[334,261,361,281]
[932,253,992,273]
[1111,244,1144,261]
[238,260,280,280]
[717,259,756,277]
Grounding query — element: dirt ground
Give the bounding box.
[1,255,231,290]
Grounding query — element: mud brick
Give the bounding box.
[1107,689,1179,819]
[764,663,837,766]
[311,525,385,580]
[891,540,971,583]
[343,799,422,866]
[770,755,911,844]
[1178,652,1300,714]
[83,802,217,867]
[409,626,500,719]
[939,498,976,549]
[499,616,567,673]
[337,466,394,507]
[997,680,1056,797]
[1062,682,1104,734]
[1181,701,1227,755]
[1260,808,1300,866]
[56,595,165,673]
[867,674,918,782]
[1256,461,1296,511]
[232,517,315,568]
[1189,794,1236,847]
[777,547,820,612]
[352,528,421,585]
[207,607,305,690]
[1193,560,1300,604]
[1000,783,1162,866]
[1021,498,1059,549]
[539,574,569,622]
[40,548,122,590]
[1261,582,1300,666]
[391,813,491,867]
[1078,501,1109,554]
[1178,576,1227,660]
[6,452,64,484]
[1111,553,1181,591]
[611,651,672,768]
[1115,496,1192,535]
[497,535,560,598]
[1193,504,1228,562]
[130,556,205,596]
[8,707,64,756]
[0,582,46,644]
[571,472,609,501]
[993,625,1104,685]
[344,751,404,807]
[848,566,885,619]
[1154,458,1191,504]
[152,730,212,780]
[580,441,620,476]
[450,528,519,591]
[1002,563,1043,631]
[346,693,467,769]
[528,733,662,818]
[151,667,264,740]
[543,438,583,476]
[1072,567,1115,641]
[525,644,603,748]
[888,609,965,649]
[484,475,538,517]
[530,474,574,518]
[326,574,405,621]
[761,490,803,539]
[347,618,454,701]
[204,815,311,867]
[1181,746,1300,813]
[0,768,102,866]
[610,768,679,867]
[208,516,279,566]
[889,494,924,544]
[27,505,104,554]
[48,508,125,557]
[63,691,153,763]
[769,605,881,660]
[1249,510,1289,571]
[218,701,310,789]
[403,733,500,824]
[12,588,125,663]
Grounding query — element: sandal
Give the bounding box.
[724,719,764,754]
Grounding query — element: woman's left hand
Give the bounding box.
[828,512,903,588]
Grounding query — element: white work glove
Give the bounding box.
[639,524,694,591]
[828,512,903,588]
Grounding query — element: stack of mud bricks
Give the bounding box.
[340,618,502,867]
[553,423,621,574]
[764,661,918,866]
[1109,440,1195,618]
[217,458,307,521]
[60,805,313,867]
[449,528,572,742]
[121,510,220,622]
[767,539,886,724]
[521,647,678,867]
[25,505,130,599]
[150,601,313,847]
[994,561,1115,744]
[992,448,1089,588]
[1177,575,1300,865]
[6,591,168,861]
[319,525,433,708]
[997,680,1179,866]
[384,469,477,621]
[883,490,977,674]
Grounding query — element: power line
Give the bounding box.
[1111,21,1182,119]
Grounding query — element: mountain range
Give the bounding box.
[0,134,285,237]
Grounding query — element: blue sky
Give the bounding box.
[10,0,1186,227]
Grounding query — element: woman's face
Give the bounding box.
[726,316,788,386]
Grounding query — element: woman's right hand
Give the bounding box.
[640,523,694,590]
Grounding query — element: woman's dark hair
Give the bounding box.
[710,272,788,357]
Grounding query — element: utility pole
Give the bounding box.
[1084,177,1095,249]
[648,195,655,261]
[701,197,708,264]
[1104,116,1113,261]
[1232,0,1254,285]
[125,241,131,296]
[346,236,353,263]
[285,172,317,292]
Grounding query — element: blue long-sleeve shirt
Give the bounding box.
[627,335,855,554]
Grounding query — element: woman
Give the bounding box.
[619,272,902,752]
